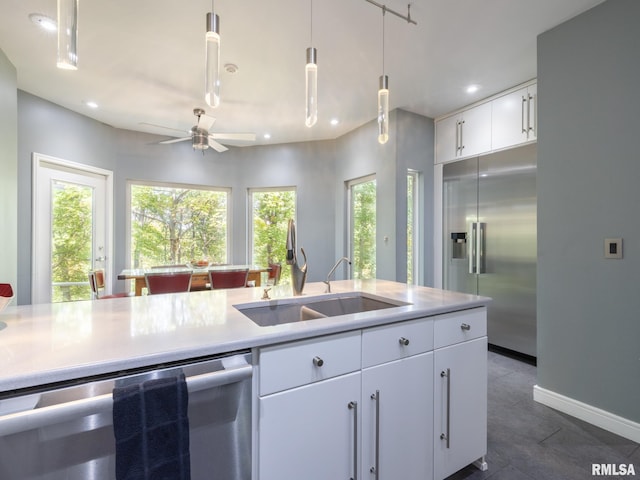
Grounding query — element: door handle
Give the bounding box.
[370,390,380,478]
[440,368,451,449]
[348,401,358,480]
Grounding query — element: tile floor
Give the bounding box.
[447,351,640,480]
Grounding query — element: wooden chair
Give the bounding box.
[145,272,193,295]
[209,269,249,289]
[267,263,282,286]
[88,270,130,299]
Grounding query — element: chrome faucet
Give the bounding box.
[286,219,307,296]
[324,257,351,293]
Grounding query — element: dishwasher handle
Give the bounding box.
[0,363,253,437]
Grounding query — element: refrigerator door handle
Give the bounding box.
[478,222,486,274]
[468,222,477,274]
[468,222,486,274]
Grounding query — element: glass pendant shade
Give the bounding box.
[205,12,221,108]
[377,75,389,144]
[57,0,78,70]
[305,47,318,128]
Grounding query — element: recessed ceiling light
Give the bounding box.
[263,133,271,140]
[330,118,339,126]
[29,13,57,32]
[466,84,480,94]
[84,101,99,109]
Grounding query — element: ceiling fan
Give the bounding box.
[157,108,256,153]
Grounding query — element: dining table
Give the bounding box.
[118,264,271,296]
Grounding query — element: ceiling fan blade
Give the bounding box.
[159,137,191,144]
[208,138,229,153]
[139,122,189,135]
[198,114,216,132]
[210,133,256,142]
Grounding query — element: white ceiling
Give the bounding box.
[0,0,604,148]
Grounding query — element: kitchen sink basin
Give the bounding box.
[235,292,408,327]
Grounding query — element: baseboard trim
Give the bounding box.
[533,385,640,443]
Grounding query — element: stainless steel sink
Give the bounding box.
[235,292,408,327]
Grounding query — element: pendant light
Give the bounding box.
[377,7,389,144]
[205,1,221,108]
[57,0,78,70]
[305,0,318,127]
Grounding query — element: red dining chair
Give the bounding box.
[88,270,130,299]
[267,263,282,286]
[0,283,14,311]
[145,272,193,295]
[209,269,249,289]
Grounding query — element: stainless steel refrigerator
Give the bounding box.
[442,143,537,358]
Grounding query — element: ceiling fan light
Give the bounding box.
[205,12,221,108]
[56,0,78,70]
[192,127,209,150]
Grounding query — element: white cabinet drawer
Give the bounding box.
[259,331,361,395]
[362,318,433,368]
[433,308,486,349]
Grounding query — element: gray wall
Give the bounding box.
[334,110,434,285]
[537,0,640,422]
[0,49,17,295]
[15,91,433,304]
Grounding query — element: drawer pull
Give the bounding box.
[312,356,324,367]
[398,337,410,346]
[460,323,471,331]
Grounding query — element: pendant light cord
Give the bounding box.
[381,7,386,76]
[310,0,314,47]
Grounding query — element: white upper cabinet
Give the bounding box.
[435,81,537,164]
[435,103,492,164]
[491,84,537,151]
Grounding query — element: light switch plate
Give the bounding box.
[604,238,623,259]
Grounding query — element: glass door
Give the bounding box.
[33,155,111,304]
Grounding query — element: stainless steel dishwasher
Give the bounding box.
[0,351,252,480]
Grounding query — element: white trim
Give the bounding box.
[432,163,443,288]
[533,385,640,443]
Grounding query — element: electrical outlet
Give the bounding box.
[604,238,623,259]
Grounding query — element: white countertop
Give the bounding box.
[0,280,489,393]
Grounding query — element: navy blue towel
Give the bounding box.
[113,373,191,480]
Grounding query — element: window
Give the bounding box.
[407,170,420,284]
[348,175,376,279]
[129,182,230,268]
[249,188,296,284]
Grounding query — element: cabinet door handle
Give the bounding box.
[348,401,358,480]
[398,337,410,346]
[312,356,324,367]
[459,120,465,152]
[440,368,451,449]
[528,93,536,136]
[455,120,460,155]
[370,390,380,478]
[521,95,527,134]
[460,323,471,331]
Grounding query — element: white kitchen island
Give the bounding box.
[0,280,490,480]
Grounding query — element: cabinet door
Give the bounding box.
[461,102,492,158]
[362,353,434,480]
[434,337,487,480]
[435,114,461,164]
[258,372,360,480]
[492,85,537,150]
